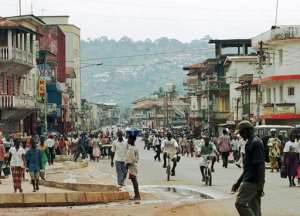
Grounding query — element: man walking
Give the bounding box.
[45,135,55,165]
[232,121,265,216]
[111,131,128,187]
[218,129,231,168]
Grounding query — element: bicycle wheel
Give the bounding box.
[208,169,212,186]
[205,168,209,185]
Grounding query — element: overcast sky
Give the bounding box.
[1,0,300,41]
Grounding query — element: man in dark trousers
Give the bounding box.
[232,121,265,216]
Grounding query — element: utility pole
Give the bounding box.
[207,76,210,137]
[256,41,264,125]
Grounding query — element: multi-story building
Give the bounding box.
[0,15,44,135]
[39,16,81,125]
[224,56,258,121]
[251,25,300,125]
[183,39,251,135]
[37,24,67,133]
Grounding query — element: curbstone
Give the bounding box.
[23,193,46,204]
[85,192,104,203]
[0,193,23,205]
[0,191,129,207]
[45,193,67,203]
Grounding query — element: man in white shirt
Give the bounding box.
[45,135,55,165]
[111,131,128,186]
[162,132,179,176]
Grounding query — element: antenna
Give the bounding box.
[274,0,279,26]
[19,0,22,16]
[31,0,33,14]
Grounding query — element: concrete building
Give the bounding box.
[183,39,252,135]
[0,15,44,135]
[251,25,300,125]
[224,56,258,121]
[39,16,81,121]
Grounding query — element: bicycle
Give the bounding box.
[201,155,213,186]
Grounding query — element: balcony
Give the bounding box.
[263,103,296,115]
[0,47,34,73]
[0,95,36,110]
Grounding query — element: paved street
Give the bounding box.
[0,138,299,216]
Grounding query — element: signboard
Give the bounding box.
[39,79,46,97]
[275,105,295,114]
[263,106,274,115]
[190,96,199,111]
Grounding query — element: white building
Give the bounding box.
[225,56,258,121]
[252,25,300,125]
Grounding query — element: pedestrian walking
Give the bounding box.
[92,134,101,162]
[0,137,6,180]
[111,130,128,187]
[153,134,162,162]
[26,140,42,192]
[125,129,141,200]
[45,135,55,165]
[268,129,281,172]
[39,136,49,180]
[8,140,26,193]
[232,121,265,216]
[231,135,240,163]
[218,129,232,168]
[283,129,299,187]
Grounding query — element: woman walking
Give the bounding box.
[92,134,101,162]
[0,138,6,181]
[269,139,281,172]
[39,136,49,180]
[125,129,141,201]
[8,140,26,193]
[283,131,299,187]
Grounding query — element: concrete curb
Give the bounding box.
[40,180,118,192]
[0,191,130,207]
[47,161,88,174]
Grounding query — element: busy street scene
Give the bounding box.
[0,0,300,216]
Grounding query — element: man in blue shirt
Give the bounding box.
[26,138,42,192]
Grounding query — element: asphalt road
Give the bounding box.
[134,138,300,215]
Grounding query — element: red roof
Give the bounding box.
[261,74,300,83]
[262,113,300,120]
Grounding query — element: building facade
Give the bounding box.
[0,15,44,135]
[252,26,300,125]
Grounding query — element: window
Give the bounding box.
[272,52,276,65]
[279,49,283,65]
[288,87,295,96]
[273,88,276,103]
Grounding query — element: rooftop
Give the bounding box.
[209,39,251,48]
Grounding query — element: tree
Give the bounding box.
[152,87,165,98]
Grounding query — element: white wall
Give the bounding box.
[226,59,257,120]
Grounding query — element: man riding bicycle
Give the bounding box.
[196,136,218,182]
[162,132,179,176]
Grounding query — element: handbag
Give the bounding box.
[3,165,10,176]
[280,164,287,179]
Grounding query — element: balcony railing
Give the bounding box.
[263,103,296,115]
[0,95,36,109]
[0,47,33,66]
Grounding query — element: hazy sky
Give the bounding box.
[1,0,300,41]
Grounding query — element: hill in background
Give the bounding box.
[80,36,213,108]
